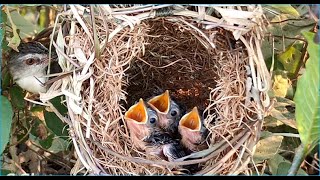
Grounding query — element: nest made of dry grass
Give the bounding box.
[36,5,272,175]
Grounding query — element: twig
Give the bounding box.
[288,144,308,175]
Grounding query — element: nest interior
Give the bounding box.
[89,17,249,175]
[124,19,223,111]
[44,6,268,175]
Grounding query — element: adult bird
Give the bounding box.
[147,90,184,136]
[8,41,60,94]
[7,23,71,94]
[178,107,208,152]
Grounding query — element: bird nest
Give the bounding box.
[39,5,272,175]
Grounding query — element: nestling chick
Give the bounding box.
[147,90,184,135]
[124,98,158,150]
[178,107,208,152]
[144,131,187,162]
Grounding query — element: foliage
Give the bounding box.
[252,5,319,176]
[0,96,13,155]
[1,5,72,175]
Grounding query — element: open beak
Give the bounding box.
[147,90,170,115]
[178,107,203,151]
[147,90,172,129]
[179,107,201,132]
[124,99,152,148]
[125,98,148,124]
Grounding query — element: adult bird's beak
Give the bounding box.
[124,98,157,150]
[178,107,206,152]
[148,90,182,134]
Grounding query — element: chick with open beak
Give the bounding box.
[147,90,183,135]
[178,107,208,152]
[125,98,187,162]
[124,98,158,150]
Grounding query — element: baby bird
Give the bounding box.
[147,90,184,135]
[178,107,208,152]
[124,98,158,150]
[125,98,187,162]
[144,131,187,162]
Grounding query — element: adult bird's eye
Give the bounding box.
[25,58,36,65]
[149,117,156,124]
[170,110,178,117]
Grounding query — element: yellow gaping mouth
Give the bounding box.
[148,90,170,114]
[124,98,147,124]
[179,107,201,131]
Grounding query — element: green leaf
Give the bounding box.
[9,10,42,39]
[44,111,69,138]
[278,45,302,75]
[260,131,273,139]
[47,138,70,153]
[50,96,68,115]
[43,96,69,138]
[253,135,284,163]
[1,96,13,155]
[0,169,12,175]
[7,32,21,52]
[294,31,320,148]
[268,154,289,175]
[9,85,26,110]
[39,134,55,149]
[270,5,300,17]
[1,69,11,90]
[277,162,307,175]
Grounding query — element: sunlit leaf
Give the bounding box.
[294,31,320,149]
[1,96,13,155]
[278,45,302,75]
[264,116,284,127]
[9,10,42,39]
[270,5,300,18]
[31,106,45,121]
[270,14,290,23]
[269,108,297,129]
[7,33,21,52]
[262,21,313,61]
[253,135,283,163]
[272,74,291,98]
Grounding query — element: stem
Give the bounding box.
[4,6,19,39]
[287,144,308,175]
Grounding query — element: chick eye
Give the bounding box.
[149,117,156,124]
[25,58,36,65]
[170,110,178,117]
